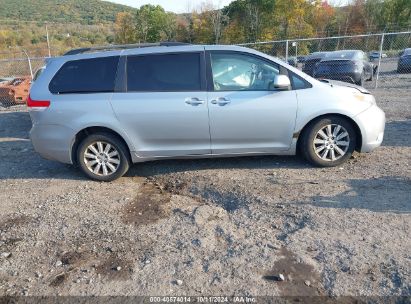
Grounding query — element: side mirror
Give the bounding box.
[273,75,291,90]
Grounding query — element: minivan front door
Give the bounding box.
[111,50,211,158]
[206,51,298,154]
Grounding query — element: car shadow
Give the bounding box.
[0,111,409,181]
[382,119,411,147]
[0,110,32,139]
[0,136,309,180]
[304,176,411,214]
[0,111,311,180]
[127,154,309,178]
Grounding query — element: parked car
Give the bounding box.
[397,48,411,73]
[302,52,330,76]
[287,56,298,67]
[297,56,306,63]
[0,77,13,85]
[313,50,374,86]
[28,43,385,181]
[0,76,31,106]
[369,51,387,60]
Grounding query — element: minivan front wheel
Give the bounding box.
[301,116,356,167]
[77,133,130,181]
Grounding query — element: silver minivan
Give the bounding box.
[28,43,385,181]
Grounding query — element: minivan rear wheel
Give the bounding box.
[300,116,356,167]
[77,133,130,181]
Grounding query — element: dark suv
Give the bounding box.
[313,50,374,86]
[302,52,330,76]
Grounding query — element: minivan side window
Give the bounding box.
[49,56,119,94]
[127,53,201,92]
[290,72,312,90]
[210,53,280,91]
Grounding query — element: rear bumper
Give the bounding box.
[314,71,361,84]
[354,105,385,153]
[397,61,411,71]
[302,68,315,76]
[30,123,75,164]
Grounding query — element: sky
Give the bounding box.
[106,0,351,13]
[106,0,235,13]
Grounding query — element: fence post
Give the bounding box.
[45,23,52,57]
[21,49,33,79]
[375,33,385,89]
[285,40,289,62]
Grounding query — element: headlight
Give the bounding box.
[353,91,376,105]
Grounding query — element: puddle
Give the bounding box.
[263,247,324,296]
[122,182,171,226]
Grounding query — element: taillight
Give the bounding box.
[27,95,50,108]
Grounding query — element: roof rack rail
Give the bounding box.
[63,42,190,56]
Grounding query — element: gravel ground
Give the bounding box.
[0,77,410,299]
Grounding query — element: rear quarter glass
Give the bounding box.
[49,56,120,94]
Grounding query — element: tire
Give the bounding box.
[77,132,130,181]
[356,72,365,86]
[300,116,357,167]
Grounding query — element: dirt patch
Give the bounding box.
[95,255,133,281]
[59,251,87,266]
[122,182,171,226]
[49,273,68,287]
[190,187,251,212]
[0,215,32,232]
[263,247,324,296]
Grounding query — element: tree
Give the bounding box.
[272,0,314,39]
[309,0,335,36]
[135,4,167,43]
[162,13,178,41]
[223,0,275,42]
[115,12,136,44]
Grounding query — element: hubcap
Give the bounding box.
[84,141,120,176]
[313,124,350,161]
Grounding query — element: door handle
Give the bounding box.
[211,97,231,106]
[185,97,204,106]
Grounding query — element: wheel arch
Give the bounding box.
[296,113,363,154]
[71,126,133,165]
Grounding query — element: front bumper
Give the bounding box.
[30,123,75,164]
[354,104,385,153]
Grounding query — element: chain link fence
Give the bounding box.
[240,31,411,90]
[1,32,410,108]
[0,50,46,108]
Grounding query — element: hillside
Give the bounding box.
[0,0,135,24]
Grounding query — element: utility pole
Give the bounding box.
[45,23,51,57]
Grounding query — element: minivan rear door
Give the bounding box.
[110,48,211,158]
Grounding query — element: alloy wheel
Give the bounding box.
[84,141,121,176]
[313,124,350,161]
